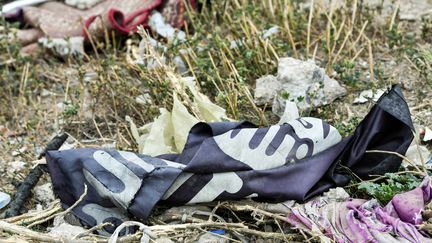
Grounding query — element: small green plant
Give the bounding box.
[63,102,80,118]
[358,173,422,204]
[386,27,403,49]
[281,90,290,100]
[333,60,361,86]
[333,117,361,137]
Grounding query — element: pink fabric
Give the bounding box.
[286,178,432,242]
[14,0,195,45]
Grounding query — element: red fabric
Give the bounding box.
[84,0,195,37]
[92,0,162,35]
[19,0,197,44]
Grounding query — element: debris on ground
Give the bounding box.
[42,85,412,236]
[0,192,10,210]
[127,74,227,155]
[3,0,193,53]
[423,127,432,142]
[254,57,347,115]
[1,0,432,242]
[38,36,85,57]
[353,89,386,104]
[287,177,432,242]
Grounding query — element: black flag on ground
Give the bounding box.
[46,85,413,231]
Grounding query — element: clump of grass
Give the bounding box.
[357,172,422,204]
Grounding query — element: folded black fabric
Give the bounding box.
[46,84,413,231]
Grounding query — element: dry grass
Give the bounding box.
[0,0,431,241]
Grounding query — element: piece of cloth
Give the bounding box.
[45,85,414,232]
[5,0,195,44]
[286,178,432,243]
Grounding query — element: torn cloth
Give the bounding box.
[46,85,414,231]
[286,178,432,242]
[5,0,195,45]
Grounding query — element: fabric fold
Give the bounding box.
[46,85,414,232]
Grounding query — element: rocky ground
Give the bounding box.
[0,0,431,242]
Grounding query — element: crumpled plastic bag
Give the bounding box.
[127,76,227,156]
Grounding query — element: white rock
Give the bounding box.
[174,55,188,73]
[8,161,26,173]
[40,89,51,97]
[149,11,186,41]
[423,127,432,142]
[48,215,86,238]
[323,187,350,202]
[38,37,85,57]
[155,237,175,243]
[198,232,228,243]
[136,36,167,69]
[262,26,279,39]
[230,39,243,49]
[254,75,280,106]
[353,89,386,104]
[136,93,152,105]
[56,102,64,110]
[34,183,55,207]
[258,58,346,115]
[101,142,116,149]
[405,144,431,168]
[83,71,98,83]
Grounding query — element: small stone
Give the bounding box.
[264,224,273,232]
[353,89,386,104]
[101,142,116,149]
[323,187,350,202]
[149,11,186,41]
[34,183,55,207]
[40,89,51,97]
[48,215,86,238]
[405,144,431,168]
[230,39,243,49]
[262,26,279,39]
[8,161,26,173]
[155,237,175,243]
[174,56,188,73]
[38,37,85,57]
[136,94,152,105]
[198,232,228,243]
[254,75,281,106]
[422,127,432,142]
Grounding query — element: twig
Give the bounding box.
[4,200,60,223]
[4,165,46,218]
[306,0,314,57]
[0,220,65,242]
[5,133,68,218]
[149,222,246,231]
[365,150,427,175]
[223,203,289,222]
[73,222,113,240]
[13,201,62,226]
[27,184,88,228]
